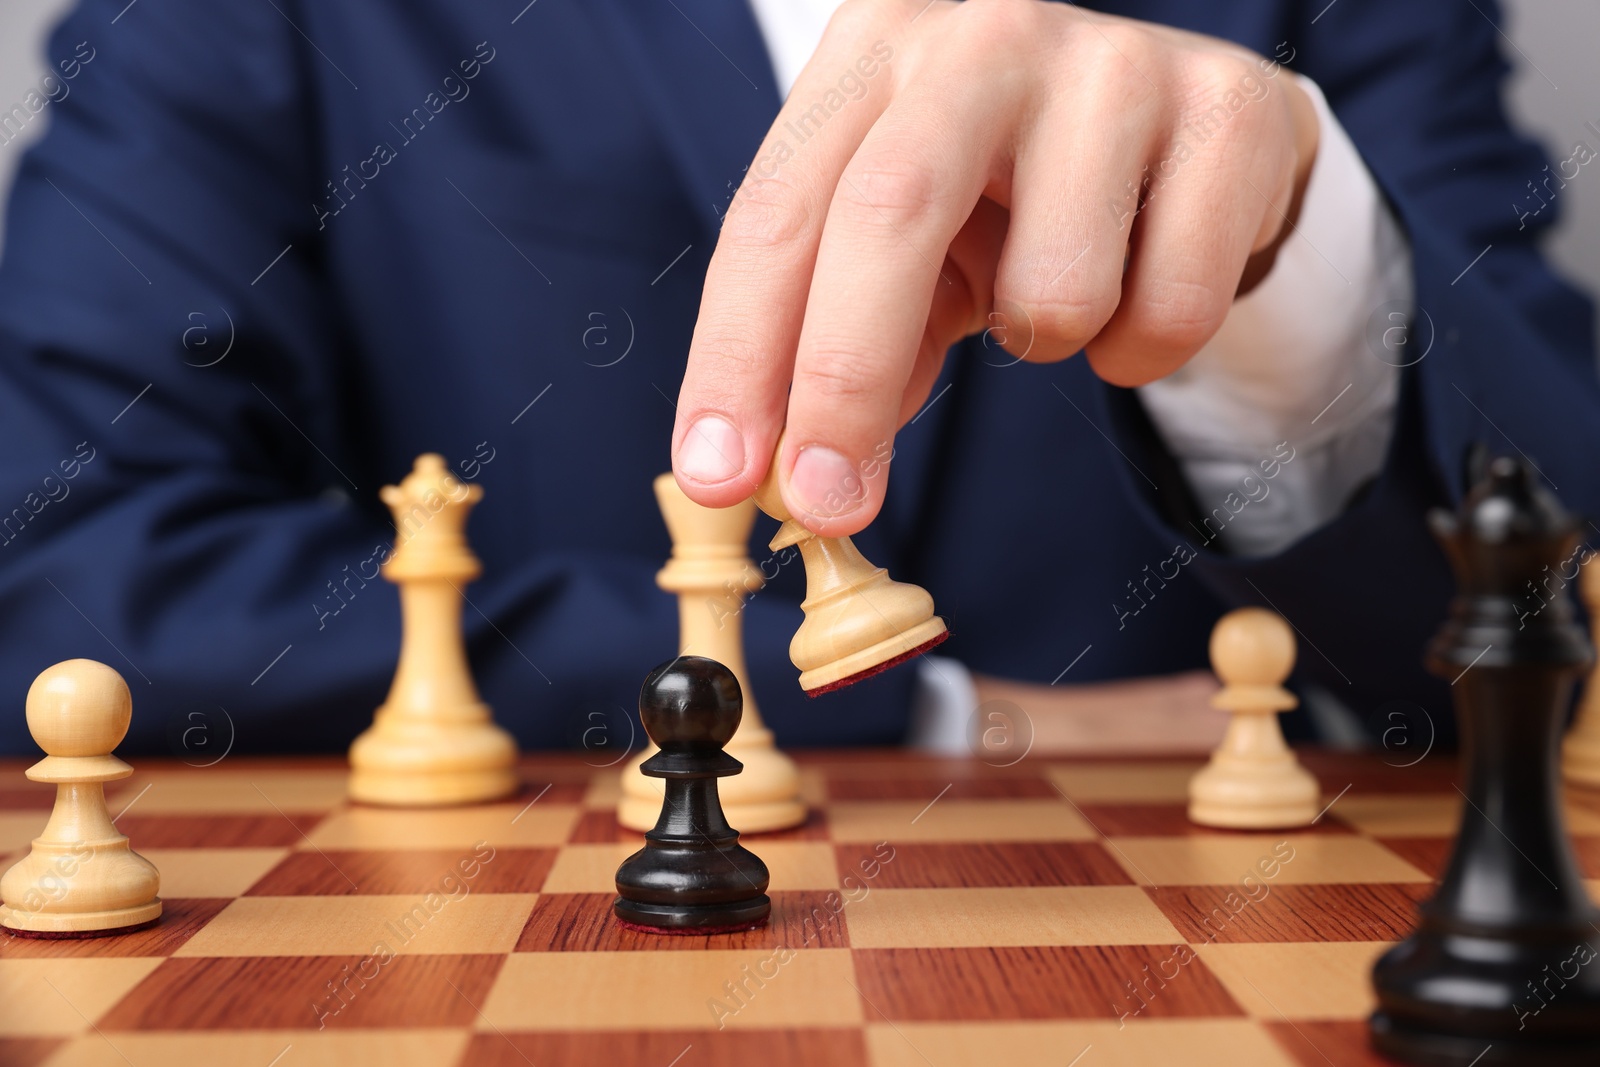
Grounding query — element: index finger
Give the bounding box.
[672,3,909,508]
[777,26,1022,535]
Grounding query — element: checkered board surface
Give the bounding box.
[3,751,1599,1067]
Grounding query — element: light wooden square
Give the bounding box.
[865,1020,1296,1067]
[581,771,625,808]
[302,803,577,849]
[1335,793,1600,836]
[828,800,1094,843]
[479,949,862,1030]
[173,894,537,957]
[0,959,162,1036]
[108,770,349,815]
[39,1030,470,1067]
[845,886,1183,948]
[1198,942,1393,1019]
[540,842,838,893]
[1105,835,1430,886]
[135,848,287,898]
[1048,763,1203,803]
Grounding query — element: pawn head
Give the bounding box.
[639,656,742,755]
[26,659,132,757]
[1210,607,1296,687]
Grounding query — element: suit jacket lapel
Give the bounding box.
[590,0,781,234]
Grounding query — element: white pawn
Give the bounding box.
[1188,608,1320,829]
[0,660,161,935]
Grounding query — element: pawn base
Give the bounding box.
[1372,1011,1600,1067]
[348,768,519,808]
[798,617,948,694]
[348,710,518,807]
[613,895,771,933]
[1188,759,1320,830]
[0,898,161,935]
[1372,925,1600,1066]
[1188,798,1320,830]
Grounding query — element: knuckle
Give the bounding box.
[823,0,889,44]
[1088,20,1158,71]
[1126,278,1227,354]
[959,0,1046,44]
[1182,53,1261,125]
[997,284,1119,351]
[1070,26,1159,111]
[690,329,774,383]
[837,150,944,232]
[799,344,895,405]
[720,176,813,251]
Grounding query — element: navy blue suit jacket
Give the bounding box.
[0,0,1593,756]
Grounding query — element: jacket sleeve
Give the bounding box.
[0,0,914,756]
[1097,0,1598,734]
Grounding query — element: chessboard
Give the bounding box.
[2,749,1598,1067]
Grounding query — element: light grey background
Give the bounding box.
[0,0,1596,329]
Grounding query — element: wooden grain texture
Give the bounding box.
[833,841,1132,888]
[1371,836,1451,879]
[1265,1018,1408,1066]
[244,848,554,896]
[1145,884,1431,943]
[825,777,1059,801]
[0,749,1493,1064]
[115,814,324,848]
[1198,942,1390,1019]
[0,1037,64,1066]
[516,891,850,951]
[0,898,228,958]
[460,1029,870,1067]
[0,788,57,811]
[850,945,1245,1020]
[481,950,863,1030]
[1295,752,1461,795]
[846,887,1183,948]
[97,955,504,1029]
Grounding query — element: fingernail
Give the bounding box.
[789,445,863,520]
[678,415,745,484]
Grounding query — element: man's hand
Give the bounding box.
[973,670,1227,754]
[672,0,1319,535]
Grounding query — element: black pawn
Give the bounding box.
[1371,457,1600,1065]
[614,656,771,933]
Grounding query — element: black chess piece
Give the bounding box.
[1371,457,1600,1065]
[614,656,771,933]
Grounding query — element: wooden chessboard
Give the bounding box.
[3,750,1599,1067]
